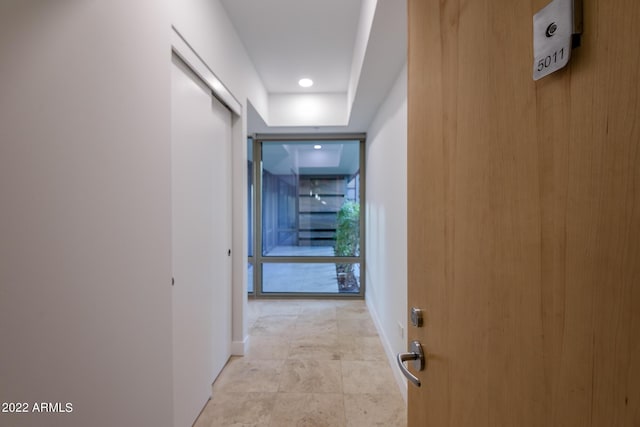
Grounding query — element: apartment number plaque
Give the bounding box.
[533,0,582,81]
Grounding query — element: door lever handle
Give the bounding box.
[396,340,425,387]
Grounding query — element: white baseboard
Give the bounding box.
[365,297,408,403]
[231,335,249,356]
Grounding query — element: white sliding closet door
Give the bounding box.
[171,54,231,427]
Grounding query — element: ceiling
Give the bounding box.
[262,141,361,176]
[220,0,407,133]
[219,0,362,94]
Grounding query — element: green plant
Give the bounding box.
[335,201,359,256]
[335,201,359,291]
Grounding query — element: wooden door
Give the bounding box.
[407,0,640,426]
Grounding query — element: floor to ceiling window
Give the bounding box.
[249,134,365,297]
[247,137,254,293]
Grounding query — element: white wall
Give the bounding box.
[365,64,408,401]
[171,0,269,121]
[269,93,348,127]
[0,2,173,427]
[348,0,378,115]
[171,0,271,354]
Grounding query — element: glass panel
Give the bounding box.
[248,138,254,294]
[262,263,360,294]
[247,261,254,293]
[248,138,254,257]
[261,141,360,257]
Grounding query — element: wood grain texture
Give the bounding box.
[407,0,640,425]
[407,0,447,424]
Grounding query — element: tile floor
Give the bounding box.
[194,299,407,427]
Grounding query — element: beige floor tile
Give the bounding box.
[247,301,262,323]
[298,299,341,309]
[337,336,386,361]
[202,300,406,427]
[269,393,346,427]
[194,392,276,427]
[336,304,370,320]
[337,318,379,337]
[279,359,343,393]
[297,304,337,320]
[249,315,298,337]
[253,300,301,316]
[291,317,338,339]
[344,393,407,427]
[213,359,283,393]
[246,335,290,360]
[341,361,398,394]
[288,335,341,360]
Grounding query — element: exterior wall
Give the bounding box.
[365,64,408,401]
[0,2,173,426]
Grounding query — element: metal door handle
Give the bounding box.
[396,340,425,387]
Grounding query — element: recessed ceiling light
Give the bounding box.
[314,144,322,150]
[298,78,314,88]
